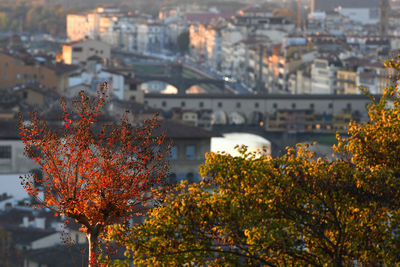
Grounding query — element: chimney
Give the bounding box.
[34,217,46,229]
[22,216,30,227]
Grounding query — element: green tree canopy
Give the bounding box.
[176,30,189,53]
[110,56,400,266]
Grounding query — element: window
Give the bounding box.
[24,74,28,79]
[218,102,222,108]
[273,103,278,108]
[328,103,333,109]
[181,101,185,107]
[0,145,11,159]
[310,103,314,109]
[40,74,44,79]
[236,102,241,108]
[4,62,8,67]
[347,103,352,109]
[16,73,20,80]
[255,102,259,108]
[186,145,195,160]
[23,91,27,98]
[168,173,177,184]
[292,103,296,109]
[169,146,178,160]
[162,101,167,107]
[199,102,204,108]
[72,47,83,52]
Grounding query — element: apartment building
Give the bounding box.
[311,55,342,94]
[160,120,220,184]
[67,6,124,42]
[266,109,314,133]
[137,23,168,53]
[337,69,358,94]
[205,23,223,71]
[61,39,111,65]
[0,52,79,92]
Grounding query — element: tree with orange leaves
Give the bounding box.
[18,87,169,266]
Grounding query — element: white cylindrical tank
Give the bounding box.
[211,133,271,157]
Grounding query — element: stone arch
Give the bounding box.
[139,80,179,94]
[228,111,247,125]
[212,109,228,125]
[185,84,208,94]
[250,111,265,125]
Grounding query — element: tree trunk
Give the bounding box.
[88,232,99,267]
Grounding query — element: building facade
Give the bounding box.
[62,39,111,65]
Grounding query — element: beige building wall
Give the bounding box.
[62,39,111,65]
[0,140,37,174]
[337,70,358,94]
[123,86,145,103]
[67,14,89,42]
[30,233,62,250]
[169,138,210,183]
[62,45,73,65]
[0,53,69,91]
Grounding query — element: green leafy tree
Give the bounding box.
[176,30,189,54]
[110,56,400,266]
[111,147,394,266]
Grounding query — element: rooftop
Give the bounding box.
[5,226,57,246]
[184,13,235,25]
[24,244,88,266]
[158,120,222,139]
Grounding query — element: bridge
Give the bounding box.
[144,94,380,122]
[133,63,225,95]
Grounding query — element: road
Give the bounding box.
[182,57,253,95]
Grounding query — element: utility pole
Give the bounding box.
[297,0,302,31]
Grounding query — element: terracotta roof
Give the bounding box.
[109,99,162,114]
[359,71,376,78]
[19,83,61,99]
[87,55,103,62]
[239,5,272,13]
[343,57,371,68]
[0,50,80,75]
[48,63,80,75]
[184,13,235,25]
